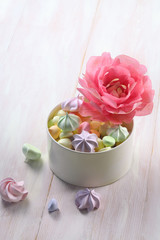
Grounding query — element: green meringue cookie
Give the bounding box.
[56,110,66,117]
[107,125,129,143]
[58,138,72,149]
[60,131,73,139]
[98,147,111,152]
[58,112,80,131]
[48,119,54,128]
[102,136,115,147]
[22,143,41,161]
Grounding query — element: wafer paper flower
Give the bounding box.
[78,52,154,124]
[75,188,100,211]
[0,178,28,203]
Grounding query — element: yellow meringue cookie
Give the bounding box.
[98,147,111,152]
[99,123,108,138]
[56,110,66,117]
[58,138,72,149]
[60,131,73,139]
[49,125,61,139]
[90,121,101,131]
[52,116,60,125]
[95,138,104,152]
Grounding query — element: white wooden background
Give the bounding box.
[0,0,160,239]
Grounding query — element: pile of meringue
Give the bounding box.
[48,96,130,152]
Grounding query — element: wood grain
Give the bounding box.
[0,0,160,239]
[0,0,98,239]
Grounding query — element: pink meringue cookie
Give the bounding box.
[61,96,83,112]
[72,130,98,152]
[78,121,90,133]
[75,188,100,211]
[0,178,28,203]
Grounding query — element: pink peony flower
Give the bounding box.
[78,52,154,124]
[0,178,28,203]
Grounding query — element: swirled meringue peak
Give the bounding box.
[0,178,28,203]
[61,96,83,112]
[75,188,100,211]
[107,125,129,143]
[58,112,80,131]
[72,130,98,152]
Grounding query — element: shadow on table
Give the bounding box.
[24,157,44,172]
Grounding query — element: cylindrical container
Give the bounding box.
[47,104,134,187]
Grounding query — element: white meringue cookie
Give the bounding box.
[72,130,98,152]
[61,96,83,112]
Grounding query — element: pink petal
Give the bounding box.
[135,102,154,116]
[114,55,147,75]
[79,102,106,121]
[86,52,113,81]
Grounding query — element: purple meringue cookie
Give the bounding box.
[75,188,100,211]
[72,130,98,152]
[61,96,83,112]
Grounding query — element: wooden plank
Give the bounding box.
[0,0,98,239]
[140,95,160,240]
[37,0,160,239]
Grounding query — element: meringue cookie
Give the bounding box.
[52,116,60,125]
[72,130,98,152]
[60,131,73,139]
[48,116,60,128]
[0,178,28,203]
[98,147,111,152]
[58,112,80,131]
[49,125,61,139]
[58,138,72,149]
[75,188,100,211]
[56,110,66,117]
[48,198,59,213]
[95,138,104,151]
[61,96,83,112]
[48,119,54,128]
[90,121,101,131]
[99,123,108,137]
[22,143,41,161]
[102,136,115,147]
[107,125,129,143]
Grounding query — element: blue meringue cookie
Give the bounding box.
[48,198,59,213]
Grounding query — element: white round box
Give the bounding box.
[47,104,134,187]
